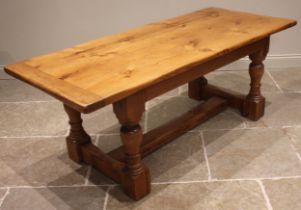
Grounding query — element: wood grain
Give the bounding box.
[4,7,296,112]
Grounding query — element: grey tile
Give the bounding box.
[195,109,245,130]
[107,181,267,210]
[204,128,301,179]
[82,105,120,135]
[146,96,244,131]
[0,137,90,187]
[268,67,301,92]
[146,96,200,131]
[144,132,208,182]
[0,80,53,102]
[88,135,121,185]
[244,93,301,128]
[0,188,8,201]
[1,186,107,210]
[0,101,68,137]
[0,69,14,80]
[88,168,116,185]
[89,132,207,184]
[180,70,279,95]
[283,126,301,155]
[82,105,145,135]
[263,178,301,210]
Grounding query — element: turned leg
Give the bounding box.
[188,76,208,100]
[113,93,150,200]
[243,38,269,120]
[64,104,91,163]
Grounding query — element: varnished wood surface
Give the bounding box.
[4,7,296,112]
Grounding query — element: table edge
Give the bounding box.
[4,63,104,113]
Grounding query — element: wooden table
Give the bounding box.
[5,7,296,200]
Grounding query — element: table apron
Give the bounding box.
[143,36,269,102]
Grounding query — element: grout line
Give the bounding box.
[152,175,301,185]
[4,124,301,139]
[289,144,301,163]
[177,86,182,95]
[200,131,212,181]
[257,180,274,210]
[151,180,223,185]
[295,152,301,162]
[200,126,276,132]
[0,90,296,109]
[187,130,200,133]
[96,133,119,136]
[144,111,148,133]
[84,167,92,186]
[3,124,301,140]
[0,133,118,139]
[218,67,249,71]
[201,124,301,132]
[84,137,100,185]
[242,121,247,129]
[265,70,283,93]
[103,186,112,210]
[0,188,10,208]
[281,128,301,164]
[282,125,301,128]
[0,90,299,105]
[241,120,248,129]
[145,101,151,110]
[1,175,301,190]
[260,175,301,181]
[0,134,68,139]
[264,90,283,94]
[0,184,117,190]
[64,128,70,136]
[0,100,57,104]
[277,90,301,94]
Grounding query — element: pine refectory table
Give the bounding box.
[4,8,297,200]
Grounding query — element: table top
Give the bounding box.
[5,7,296,113]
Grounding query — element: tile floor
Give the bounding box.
[1,67,301,210]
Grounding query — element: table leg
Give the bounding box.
[113,93,151,200]
[243,39,269,121]
[188,76,208,100]
[64,104,91,163]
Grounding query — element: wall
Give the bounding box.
[0,0,300,68]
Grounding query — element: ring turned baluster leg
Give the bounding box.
[243,39,269,121]
[113,93,151,200]
[64,104,91,163]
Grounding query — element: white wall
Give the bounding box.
[0,0,300,68]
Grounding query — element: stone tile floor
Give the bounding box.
[0,68,301,210]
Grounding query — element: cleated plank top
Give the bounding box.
[4,7,296,112]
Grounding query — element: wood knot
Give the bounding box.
[162,21,179,28]
[200,48,213,52]
[231,29,249,34]
[235,20,242,25]
[119,36,134,42]
[184,39,199,50]
[122,70,133,78]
